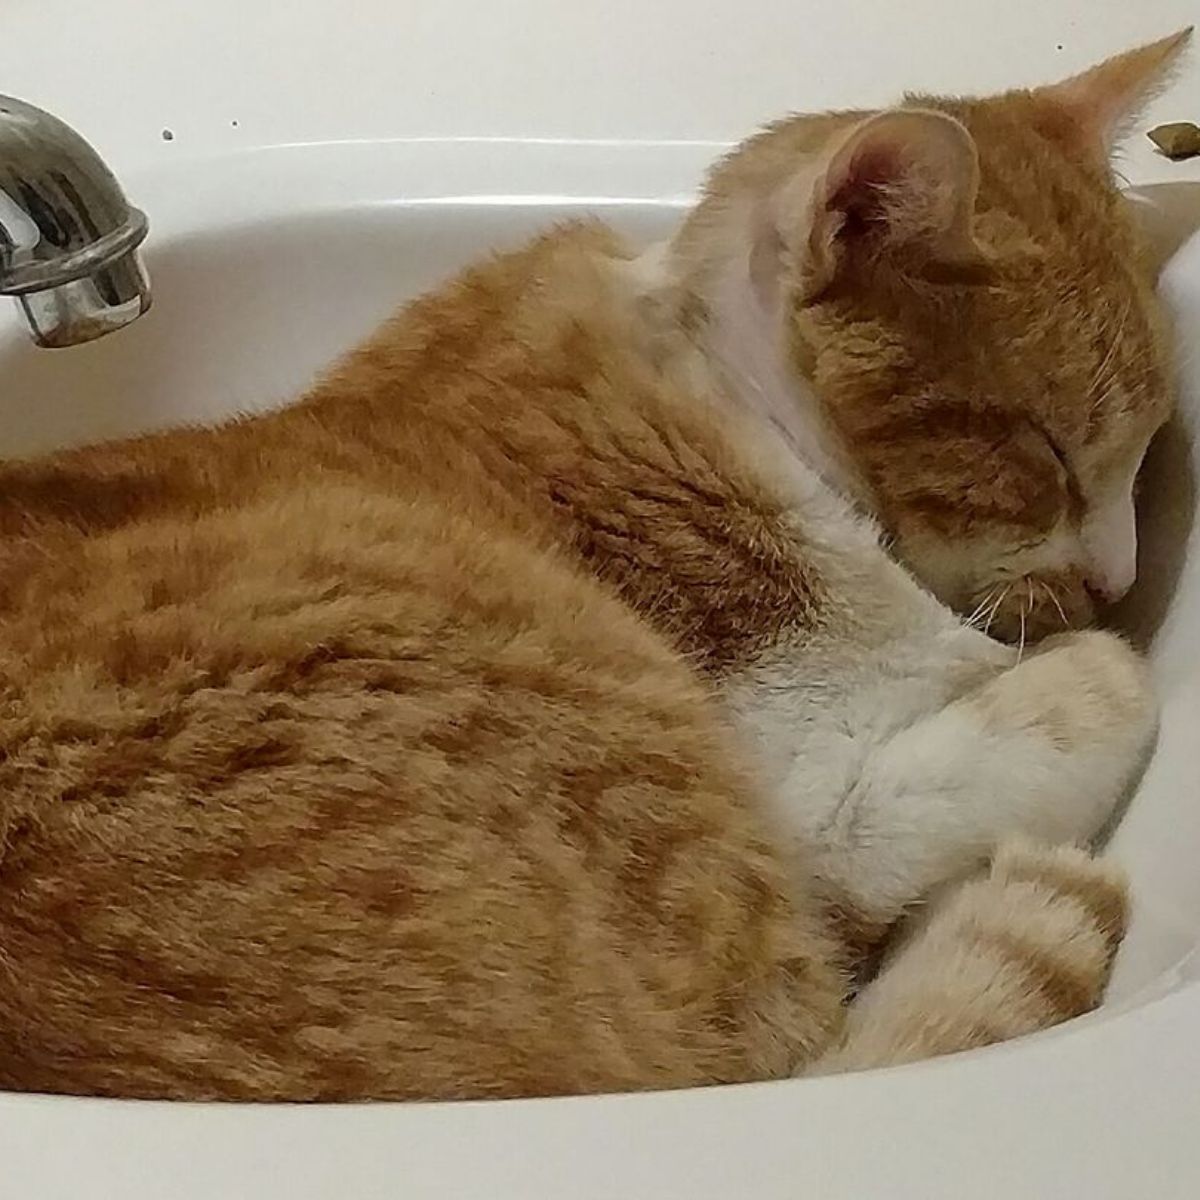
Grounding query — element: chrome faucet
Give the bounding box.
[0,95,151,348]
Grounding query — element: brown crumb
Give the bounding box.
[1147,122,1200,160]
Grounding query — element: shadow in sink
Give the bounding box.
[1108,414,1197,650]
[1107,181,1200,650]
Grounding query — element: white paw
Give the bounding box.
[971,630,1157,842]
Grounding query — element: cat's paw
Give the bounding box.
[984,629,1157,758]
[990,837,1129,952]
[810,839,1128,1074]
[970,630,1157,842]
[1025,629,1157,751]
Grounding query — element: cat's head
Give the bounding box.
[678,32,1189,640]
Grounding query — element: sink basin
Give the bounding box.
[2,3,1200,1197]
[0,142,693,457]
[2,134,1196,997]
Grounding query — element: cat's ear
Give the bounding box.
[1039,29,1192,151]
[796,109,988,300]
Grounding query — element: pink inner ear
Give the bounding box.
[827,144,904,237]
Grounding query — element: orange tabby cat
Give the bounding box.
[0,33,1184,1099]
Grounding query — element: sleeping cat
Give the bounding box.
[0,32,1186,1099]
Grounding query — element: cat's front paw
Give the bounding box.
[1027,629,1157,750]
[972,630,1157,842]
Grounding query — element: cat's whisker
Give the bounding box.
[1088,375,1123,417]
[979,593,1000,634]
[990,585,1013,631]
[983,583,1013,637]
[1120,343,1159,375]
[1015,580,1032,664]
[1041,580,1069,628]
[964,586,1000,630]
[1086,337,1159,417]
[1086,300,1132,398]
[968,604,996,632]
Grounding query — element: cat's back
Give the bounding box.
[0,224,842,1100]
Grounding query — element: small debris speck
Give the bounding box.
[1056,44,1063,51]
[231,119,239,128]
[161,128,175,142]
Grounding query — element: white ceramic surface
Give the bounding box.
[1,3,1199,1197]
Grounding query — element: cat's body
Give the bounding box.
[0,35,1186,1099]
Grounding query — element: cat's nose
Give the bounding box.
[1085,561,1136,605]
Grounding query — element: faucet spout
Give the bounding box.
[0,94,151,348]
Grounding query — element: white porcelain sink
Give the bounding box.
[2,3,1200,1198]
[0,142,698,456]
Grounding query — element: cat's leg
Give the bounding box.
[808,838,1128,1074]
[811,629,1155,925]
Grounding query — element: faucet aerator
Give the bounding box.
[0,95,152,348]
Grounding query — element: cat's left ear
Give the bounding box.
[1038,29,1192,152]
[792,109,989,300]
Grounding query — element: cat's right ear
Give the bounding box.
[793,110,990,301]
[1038,29,1192,154]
